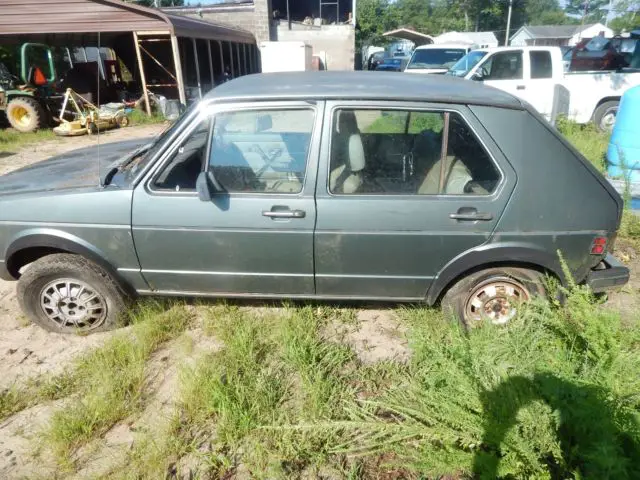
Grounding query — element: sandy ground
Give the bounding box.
[0,124,638,478]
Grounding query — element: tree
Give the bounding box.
[564,0,609,22]
[608,1,640,33]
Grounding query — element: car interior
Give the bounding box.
[329,109,499,195]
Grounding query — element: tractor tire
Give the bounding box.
[6,97,44,133]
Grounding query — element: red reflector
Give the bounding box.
[591,245,605,255]
[593,237,607,245]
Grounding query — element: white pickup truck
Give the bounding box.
[447,46,640,130]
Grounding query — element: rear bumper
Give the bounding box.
[585,254,630,293]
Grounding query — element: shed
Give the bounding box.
[0,0,258,110]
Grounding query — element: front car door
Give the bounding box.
[314,101,516,300]
[131,101,323,297]
[477,50,526,100]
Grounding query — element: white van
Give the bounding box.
[404,44,475,74]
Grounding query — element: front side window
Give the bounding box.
[209,109,315,193]
[482,51,523,80]
[329,108,500,196]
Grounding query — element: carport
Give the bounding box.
[0,0,258,113]
[383,28,434,46]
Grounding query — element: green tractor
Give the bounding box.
[0,43,58,133]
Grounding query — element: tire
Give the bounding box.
[441,267,546,329]
[17,254,128,334]
[6,97,44,133]
[593,100,619,133]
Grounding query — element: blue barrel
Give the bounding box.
[607,85,640,183]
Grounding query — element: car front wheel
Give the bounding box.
[441,267,546,328]
[17,254,128,334]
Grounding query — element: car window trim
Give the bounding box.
[142,101,321,198]
[323,102,505,199]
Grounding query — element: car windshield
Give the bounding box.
[447,50,488,77]
[119,100,199,181]
[407,48,466,69]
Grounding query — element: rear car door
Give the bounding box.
[131,101,322,296]
[521,50,556,120]
[313,102,516,300]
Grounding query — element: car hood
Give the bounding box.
[0,139,150,197]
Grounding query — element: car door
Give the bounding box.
[314,101,516,300]
[478,50,526,101]
[522,49,556,120]
[131,101,322,296]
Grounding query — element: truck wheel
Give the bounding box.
[441,267,546,329]
[6,97,44,133]
[17,254,128,334]
[593,100,619,132]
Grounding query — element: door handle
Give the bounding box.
[516,85,526,90]
[449,212,493,221]
[262,209,306,219]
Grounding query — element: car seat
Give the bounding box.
[329,110,365,194]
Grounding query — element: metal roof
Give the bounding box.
[382,28,434,46]
[206,71,524,110]
[510,24,605,41]
[0,0,255,43]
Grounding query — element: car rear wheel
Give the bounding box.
[17,254,128,334]
[441,267,546,328]
[593,100,619,132]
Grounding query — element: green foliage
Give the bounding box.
[564,0,609,21]
[556,116,609,172]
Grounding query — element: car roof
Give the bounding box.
[414,44,471,50]
[206,72,524,110]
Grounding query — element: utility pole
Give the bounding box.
[504,0,513,46]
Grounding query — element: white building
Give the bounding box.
[434,31,498,48]
[509,23,613,47]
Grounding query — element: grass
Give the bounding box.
[556,116,610,173]
[0,108,165,153]
[44,302,192,467]
[0,128,58,152]
[113,285,640,479]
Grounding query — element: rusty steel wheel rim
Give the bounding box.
[464,278,530,326]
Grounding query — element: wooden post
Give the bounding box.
[218,40,225,76]
[192,38,202,99]
[228,41,235,77]
[170,34,187,105]
[133,32,151,116]
[207,40,214,89]
[236,43,242,75]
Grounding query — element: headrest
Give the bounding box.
[337,110,359,135]
[348,134,365,172]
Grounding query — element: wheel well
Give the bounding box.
[595,96,620,110]
[433,261,559,306]
[5,246,69,279]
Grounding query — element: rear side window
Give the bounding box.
[328,108,500,196]
[530,51,553,79]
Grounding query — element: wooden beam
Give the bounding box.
[228,41,235,77]
[133,32,151,116]
[207,40,215,89]
[192,38,202,99]
[171,34,187,105]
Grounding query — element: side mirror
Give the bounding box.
[196,171,222,201]
[471,71,484,81]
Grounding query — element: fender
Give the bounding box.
[425,242,566,305]
[3,229,136,295]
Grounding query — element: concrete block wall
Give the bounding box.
[275,24,355,71]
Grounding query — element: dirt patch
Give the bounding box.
[602,241,640,326]
[326,309,410,364]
